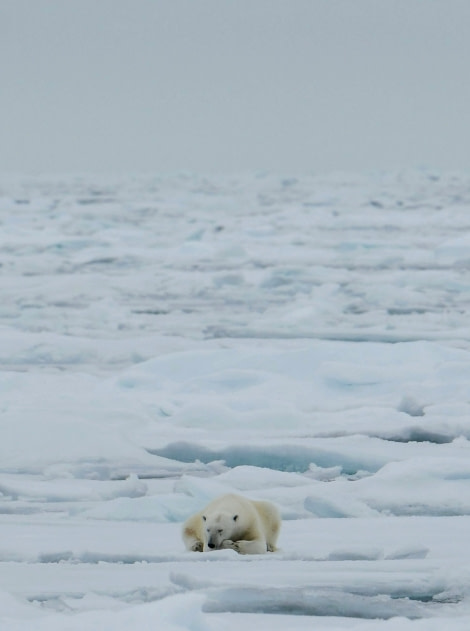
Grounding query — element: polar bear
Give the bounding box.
[182,493,281,555]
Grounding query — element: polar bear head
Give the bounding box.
[202,511,239,550]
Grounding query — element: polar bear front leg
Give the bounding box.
[222,539,267,555]
[182,515,204,552]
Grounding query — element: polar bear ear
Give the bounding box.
[202,515,206,521]
[233,514,238,522]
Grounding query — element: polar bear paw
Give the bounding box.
[191,541,203,552]
[222,540,240,552]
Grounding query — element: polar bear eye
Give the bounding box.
[202,516,206,521]
[217,529,223,534]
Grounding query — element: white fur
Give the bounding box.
[182,493,281,555]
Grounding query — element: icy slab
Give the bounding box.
[1,516,470,628]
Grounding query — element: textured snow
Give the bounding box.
[1,171,470,629]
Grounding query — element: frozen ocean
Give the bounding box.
[1,170,470,630]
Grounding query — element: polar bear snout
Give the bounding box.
[206,528,225,550]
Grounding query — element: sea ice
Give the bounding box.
[1,170,470,629]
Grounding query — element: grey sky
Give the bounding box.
[1,0,470,174]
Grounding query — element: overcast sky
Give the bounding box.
[1,0,470,174]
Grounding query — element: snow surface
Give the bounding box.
[1,170,470,629]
